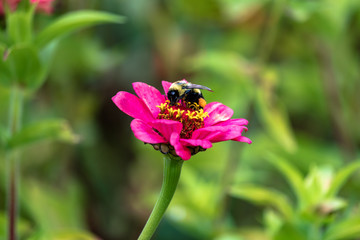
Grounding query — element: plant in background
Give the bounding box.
[0,0,125,239]
[0,0,55,14]
[230,154,360,240]
[112,80,251,239]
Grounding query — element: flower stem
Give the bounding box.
[6,86,24,240]
[138,154,183,240]
[7,154,18,240]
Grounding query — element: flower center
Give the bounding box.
[157,100,208,138]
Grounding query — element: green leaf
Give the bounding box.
[303,166,333,204]
[6,119,78,150]
[214,232,245,240]
[324,216,360,240]
[273,223,307,240]
[34,10,126,48]
[23,180,97,240]
[28,230,98,240]
[0,43,5,52]
[6,10,33,44]
[22,180,86,232]
[0,46,14,87]
[229,185,293,220]
[326,160,360,198]
[5,45,46,89]
[287,0,320,22]
[0,124,9,147]
[220,0,269,22]
[264,210,284,237]
[267,154,310,209]
[314,198,347,216]
[0,28,9,44]
[256,73,297,153]
[37,39,60,85]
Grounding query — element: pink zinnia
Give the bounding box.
[0,0,19,13]
[112,80,252,160]
[30,0,54,14]
[0,0,54,15]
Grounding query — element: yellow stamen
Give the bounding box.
[156,101,209,138]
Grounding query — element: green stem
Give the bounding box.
[8,86,23,137]
[138,154,183,240]
[6,85,24,240]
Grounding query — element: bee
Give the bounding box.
[167,80,213,109]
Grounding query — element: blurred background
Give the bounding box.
[1,0,360,239]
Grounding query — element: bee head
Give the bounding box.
[167,89,179,105]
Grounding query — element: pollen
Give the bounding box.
[157,100,208,138]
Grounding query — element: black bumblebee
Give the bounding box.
[167,80,213,109]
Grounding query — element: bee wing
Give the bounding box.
[183,83,213,92]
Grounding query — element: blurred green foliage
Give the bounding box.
[0,0,360,239]
[230,155,360,240]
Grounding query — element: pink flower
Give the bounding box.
[112,81,252,160]
[30,0,54,14]
[0,0,19,14]
[0,0,54,15]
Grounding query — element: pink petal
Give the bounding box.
[112,91,154,122]
[151,119,183,142]
[180,139,212,149]
[162,81,172,95]
[192,125,247,143]
[204,102,234,126]
[214,118,249,127]
[233,136,252,144]
[151,119,192,160]
[171,133,191,160]
[31,0,54,14]
[130,119,167,144]
[1,0,19,12]
[133,82,165,117]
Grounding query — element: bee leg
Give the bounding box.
[198,98,207,108]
